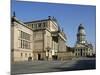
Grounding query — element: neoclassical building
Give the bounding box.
[25,16,67,61]
[74,24,94,57]
[11,15,33,62]
[11,14,70,62]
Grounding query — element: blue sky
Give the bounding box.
[11,0,96,47]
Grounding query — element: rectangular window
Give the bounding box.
[18,30,31,49]
[36,24,37,29]
[20,31,30,40]
[33,24,36,29]
[43,22,47,28]
[23,40,24,49]
[32,24,33,28]
[38,23,41,28]
[43,22,46,27]
[21,40,23,48]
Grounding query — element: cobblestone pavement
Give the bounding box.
[11,57,96,75]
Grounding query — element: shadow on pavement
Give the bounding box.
[52,59,96,71]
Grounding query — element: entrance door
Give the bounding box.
[38,54,41,60]
[28,57,32,61]
[80,49,82,56]
[52,55,58,60]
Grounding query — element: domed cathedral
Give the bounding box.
[74,24,94,57]
[77,24,87,44]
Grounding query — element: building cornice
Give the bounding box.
[58,33,66,41]
[24,19,50,24]
[11,17,33,31]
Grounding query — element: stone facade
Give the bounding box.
[25,16,67,61]
[11,17,33,62]
[11,16,70,62]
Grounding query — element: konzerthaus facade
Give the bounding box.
[11,15,72,62]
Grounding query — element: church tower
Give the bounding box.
[77,24,86,44]
[74,23,94,57]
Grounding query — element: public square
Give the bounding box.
[11,57,96,75]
